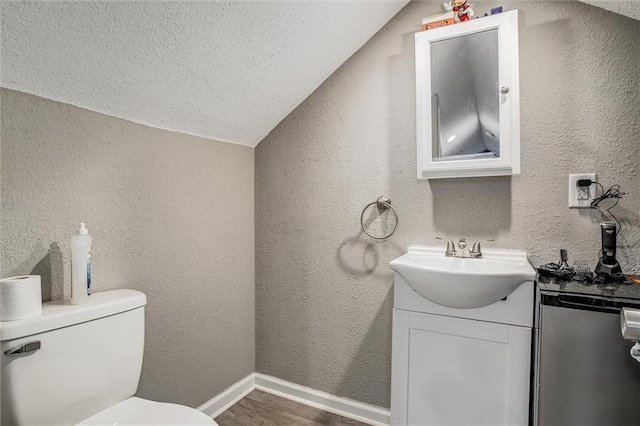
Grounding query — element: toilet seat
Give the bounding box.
[77,397,218,425]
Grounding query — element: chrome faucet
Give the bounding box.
[435,237,457,256]
[436,237,494,258]
[470,240,494,258]
[456,238,472,258]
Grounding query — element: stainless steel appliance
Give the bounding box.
[535,278,640,426]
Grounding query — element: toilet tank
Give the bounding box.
[0,290,147,425]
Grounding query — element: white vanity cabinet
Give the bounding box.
[390,274,534,426]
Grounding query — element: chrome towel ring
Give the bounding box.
[360,196,399,240]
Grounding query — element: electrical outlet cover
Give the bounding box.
[568,173,597,208]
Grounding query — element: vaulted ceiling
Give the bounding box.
[1,1,407,147]
[580,1,640,21]
[1,1,636,148]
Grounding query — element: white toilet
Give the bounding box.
[0,289,218,425]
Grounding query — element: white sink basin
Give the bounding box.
[390,245,536,309]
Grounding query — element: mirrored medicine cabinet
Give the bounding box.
[415,10,520,179]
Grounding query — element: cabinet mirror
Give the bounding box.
[416,10,520,179]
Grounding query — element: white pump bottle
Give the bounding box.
[71,222,92,304]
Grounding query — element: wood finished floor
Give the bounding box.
[214,390,370,426]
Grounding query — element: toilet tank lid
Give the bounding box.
[0,289,146,342]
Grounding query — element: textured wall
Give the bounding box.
[256,1,640,408]
[1,89,255,408]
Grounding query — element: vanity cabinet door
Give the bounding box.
[391,309,531,425]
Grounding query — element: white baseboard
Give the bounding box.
[255,373,390,426]
[197,372,390,426]
[197,373,255,418]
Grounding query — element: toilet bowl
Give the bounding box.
[79,397,216,425]
[0,290,218,425]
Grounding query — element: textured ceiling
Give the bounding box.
[1,1,407,147]
[2,1,634,148]
[579,1,640,22]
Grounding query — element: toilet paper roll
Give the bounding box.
[0,275,42,321]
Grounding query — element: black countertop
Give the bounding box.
[537,275,640,302]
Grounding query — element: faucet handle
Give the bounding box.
[435,237,456,255]
[471,239,494,255]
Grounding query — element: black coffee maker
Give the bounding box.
[595,221,623,277]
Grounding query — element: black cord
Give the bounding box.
[591,183,625,234]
